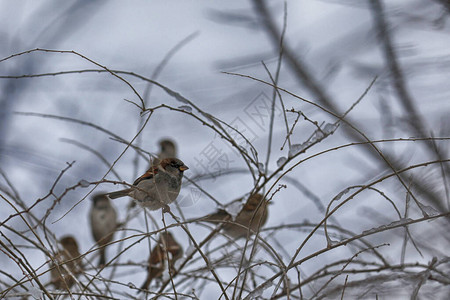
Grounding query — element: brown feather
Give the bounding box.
[133,166,158,186]
[139,232,182,291]
[50,236,82,290]
[204,193,268,238]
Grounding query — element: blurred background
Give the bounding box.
[0,0,449,299]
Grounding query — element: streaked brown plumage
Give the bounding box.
[106,158,188,211]
[89,193,117,266]
[204,193,269,238]
[49,236,82,290]
[140,231,183,291]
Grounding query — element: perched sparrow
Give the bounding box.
[49,236,82,290]
[152,139,177,167]
[140,231,183,291]
[203,193,269,238]
[107,158,189,211]
[89,193,118,266]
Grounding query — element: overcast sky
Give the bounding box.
[1,1,449,298]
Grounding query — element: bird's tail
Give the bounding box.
[98,248,106,267]
[138,276,151,294]
[203,209,230,223]
[107,189,131,199]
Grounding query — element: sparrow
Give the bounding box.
[49,236,82,290]
[140,231,183,291]
[203,193,269,238]
[152,139,177,167]
[89,193,118,266]
[107,158,189,211]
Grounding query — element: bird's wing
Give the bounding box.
[133,166,159,185]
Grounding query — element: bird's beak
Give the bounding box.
[179,165,189,171]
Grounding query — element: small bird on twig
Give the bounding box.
[140,231,183,291]
[49,236,83,290]
[203,193,269,238]
[106,158,189,212]
[152,139,177,167]
[131,139,177,208]
[89,193,118,266]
